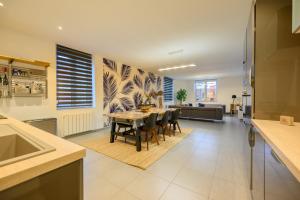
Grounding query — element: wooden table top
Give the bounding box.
[105,108,175,120]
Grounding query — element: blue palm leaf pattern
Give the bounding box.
[103,58,117,72]
[110,103,123,113]
[133,75,143,89]
[144,76,151,92]
[151,89,157,100]
[121,64,131,81]
[137,68,145,75]
[133,92,143,108]
[103,72,117,109]
[121,81,134,95]
[119,97,134,111]
[148,72,156,84]
[156,76,162,90]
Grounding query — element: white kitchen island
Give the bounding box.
[0,115,86,200]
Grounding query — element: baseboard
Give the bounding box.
[64,127,110,138]
[179,117,224,122]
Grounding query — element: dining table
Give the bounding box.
[105,108,175,152]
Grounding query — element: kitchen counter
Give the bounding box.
[251,119,300,182]
[0,116,86,191]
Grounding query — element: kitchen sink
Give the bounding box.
[0,124,55,167]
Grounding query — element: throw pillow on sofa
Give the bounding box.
[198,103,205,107]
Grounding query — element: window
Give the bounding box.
[163,77,174,102]
[195,79,217,102]
[56,45,94,109]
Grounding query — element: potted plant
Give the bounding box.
[176,89,187,105]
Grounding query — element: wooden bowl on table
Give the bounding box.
[140,105,152,113]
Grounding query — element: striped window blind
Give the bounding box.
[163,77,173,102]
[56,45,94,109]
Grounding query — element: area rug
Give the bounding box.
[79,128,193,169]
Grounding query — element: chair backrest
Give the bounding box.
[170,109,181,122]
[144,113,158,129]
[161,111,171,125]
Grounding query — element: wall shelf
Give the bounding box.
[0,55,49,98]
[0,55,50,67]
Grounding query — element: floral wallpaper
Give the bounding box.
[103,58,162,126]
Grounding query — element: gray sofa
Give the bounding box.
[169,105,224,121]
[198,103,226,114]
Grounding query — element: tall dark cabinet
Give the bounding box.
[254,0,300,121]
[248,0,300,199]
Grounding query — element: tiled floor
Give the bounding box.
[68,116,252,200]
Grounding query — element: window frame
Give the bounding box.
[56,44,95,110]
[194,79,218,102]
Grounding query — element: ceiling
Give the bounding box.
[0,0,252,79]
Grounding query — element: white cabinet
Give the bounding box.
[293,0,300,33]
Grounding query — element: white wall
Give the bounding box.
[0,28,104,129]
[174,79,195,105]
[0,28,56,120]
[0,27,243,132]
[293,0,300,33]
[174,76,243,112]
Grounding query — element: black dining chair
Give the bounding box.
[168,109,182,135]
[114,109,134,143]
[115,121,134,143]
[140,113,158,150]
[156,111,171,141]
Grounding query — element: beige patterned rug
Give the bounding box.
[79,128,193,169]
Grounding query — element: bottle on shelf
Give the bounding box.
[3,74,8,86]
[0,75,2,98]
[2,68,9,97]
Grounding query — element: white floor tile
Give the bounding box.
[67,117,252,200]
[84,156,123,179]
[192,145,220,162]
[173,167,214,197]
[84,176,121,200]
[161,184,208,200]
[147,152,185,182]
[125,173,170,200]
[209,178,251,200]
[185,157,217,176]
[110,189,141,200]
[103,164,143,188]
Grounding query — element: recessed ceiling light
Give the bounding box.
[0,2,4,7]
[58,26,63,30]
[158,64,196,71]
[168,49,184,55]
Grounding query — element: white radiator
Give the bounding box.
[57,111,103,137]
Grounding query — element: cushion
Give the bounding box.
[198,103,205,107]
